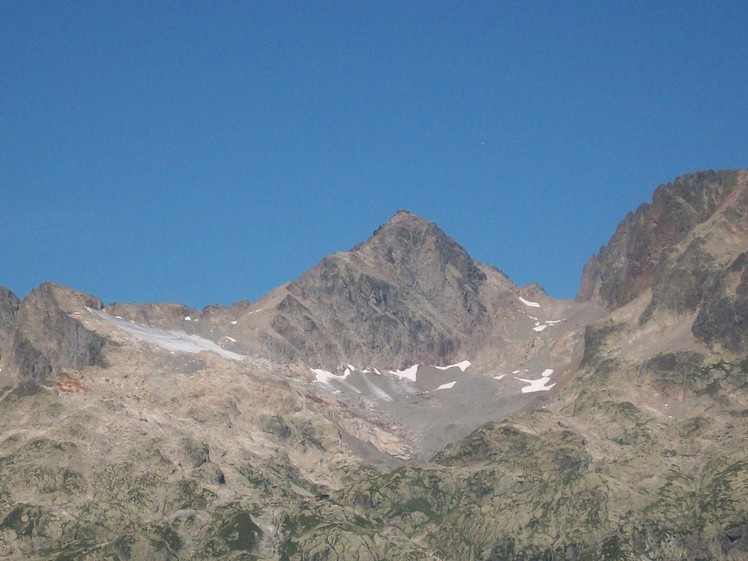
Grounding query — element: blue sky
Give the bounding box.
[2,1,747,308]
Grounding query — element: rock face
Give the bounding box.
[196,209,593,372]
[257,210,506,368]
[1,170,748,561]
[579,169,748,352]
[1,283,107,387]
[0,287,20,361]
[579,169,747,308]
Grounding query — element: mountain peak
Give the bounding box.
[354,211,463,263]
[361,209,432,244]
[253,210,512,369]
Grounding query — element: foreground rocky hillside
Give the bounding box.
[0,169,746,560]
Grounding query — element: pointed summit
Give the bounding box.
[239,212,524,369]
[356,209,439,250]
[352,211,484,292]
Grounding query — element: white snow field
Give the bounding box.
[311,368,350,385]
[389,364,420,381]
[88,308,247,361]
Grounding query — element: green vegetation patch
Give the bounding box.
[198,506,263,558]
[0,504,41,536]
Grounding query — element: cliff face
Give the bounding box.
[579,170,747,307]
[579,169,748,352]
[0,287,20,361]
[0,283,107,387]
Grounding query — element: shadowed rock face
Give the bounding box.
[578,169,748,352]
[692,251,748,352]
[579,170,747,309]
[4,283,108,385]
[0,287,20,354]
[250,210,524,369]
[0,287,19,329]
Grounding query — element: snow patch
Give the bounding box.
[533,319,564,332]
[515,368,555,394]
[184,316,191,321]
[389,364,419,382]
[519,297,541,308]
[230,320,237,325]
[311,368,335,384]
[311,367,352,385]
[435,360,471,372]
[434,381,457,390]
[312,367,362,395]
[224,336,237,343]
[494,374,506,380]
[88,308,246,361]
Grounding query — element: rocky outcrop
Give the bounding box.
[0,287,20,364]
[6,283,108,384]
[692,250,748,352]
[579,169,748,353]
[579,170,747,310]
[105,301,196,329]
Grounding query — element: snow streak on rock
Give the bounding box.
[88,308,246,361]
[435,360,471,371]
[434,381,457,390]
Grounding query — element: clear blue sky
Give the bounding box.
[2,1,747,307]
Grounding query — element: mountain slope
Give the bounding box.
[296,170,748,561]
[0,210,598,560]
[226,209,593,371]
